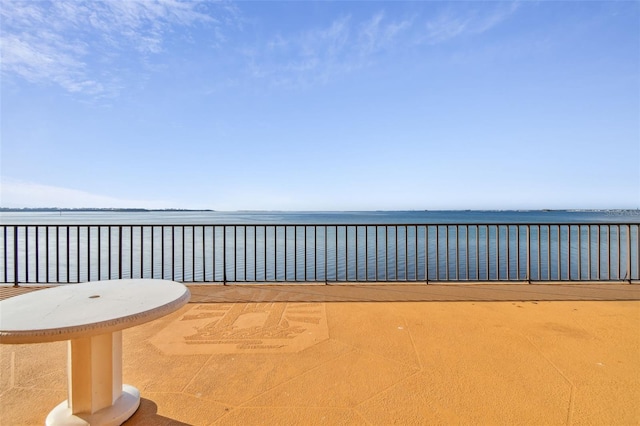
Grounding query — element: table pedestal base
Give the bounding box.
[46,331,141,425]
[46,384,140,426]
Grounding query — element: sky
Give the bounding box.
[1,0,639,211]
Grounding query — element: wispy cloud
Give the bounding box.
[0,178,173,209]
[0,0,235,97]
[246,11,413,89]
[423,2,520,44]
[244,3,519,89]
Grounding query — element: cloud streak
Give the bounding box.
[423,2,520,44]
[245,3,519,89]
[0,178,172,209]
[247,12,414,89]
[0,0,232,97]
[0,1,521,96]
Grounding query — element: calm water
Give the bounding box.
[1,209,639,225]
[2,210,639,283]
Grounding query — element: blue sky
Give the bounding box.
[1,0,638,210]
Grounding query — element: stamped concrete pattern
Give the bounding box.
[0,284,638,425]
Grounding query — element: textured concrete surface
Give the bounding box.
[1,284,639,425]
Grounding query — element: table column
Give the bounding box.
[46,330,140,426]
[68,331,123,413]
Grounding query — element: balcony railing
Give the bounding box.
[1,223,639,284]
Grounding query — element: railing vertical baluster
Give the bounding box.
[606,225,611,280]
[435,226,439,281]
[394,225,398,281]
[25,226,29,283]
[151,227,155,279]
[475,226,479,281]
[191,226,195,282]
[626,225,631,281]
[376,226,379,281]
[54,226,59,282]
[181,226,185,282]
[201,226,206,281]
[617,225,622,280]
[577,225,581,280]
[14,226,19,284]
[454,225,459,281]
[254,226,257,282]
[536,225,541,281]
[324,226,328,282]
[304,226,307,282]
[335,226,338,281]
[464,225,469,281]
[243,225,247,282]
[555,225,560,280]
[107,227,111,280]
[223,226,227,283]
[596,225,601,280]
[161,226,165,280]
[345,226,349,281]
[496,226,501,281]
[140,227,144,279]
[506,225,510,281]
[355,226,359,281]
[545,225,550,280]
[87,227,91,281]
[118,226,122,280]
[385,226,389,281]
[235,226,239,282]
[445,226,450,281]
[35,226,40,283]
[170,226,174,281]
[45,227,50,282]
[567,225,571,280]
[4,227,8,283]
[485,225,489,281]
[425,226,429,282]
[129,227,132,280]
[212,227,216,282]
[77,226,81,282]
[404,226,408,280]
[274,226,277,282]
[525,225,529,281]
[587,225,591,280]
[414,226,418,281]
[515,225,520,281]
[403,226,408,280]
[284,226,288,281]
[516,226,521,280]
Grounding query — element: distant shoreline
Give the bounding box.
[0,208,215,212]
[1,208,638,213]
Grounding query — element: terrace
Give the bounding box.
[1,221,639,424]
[1,282,639,425]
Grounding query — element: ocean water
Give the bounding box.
[1,209,639,225]
[1,210,639,283]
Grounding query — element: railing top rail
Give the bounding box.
[1,222,639,227]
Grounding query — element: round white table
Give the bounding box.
[0,279,190,426]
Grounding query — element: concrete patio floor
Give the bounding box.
[1,283,639,425]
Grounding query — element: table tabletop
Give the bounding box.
[0,279,190,344]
